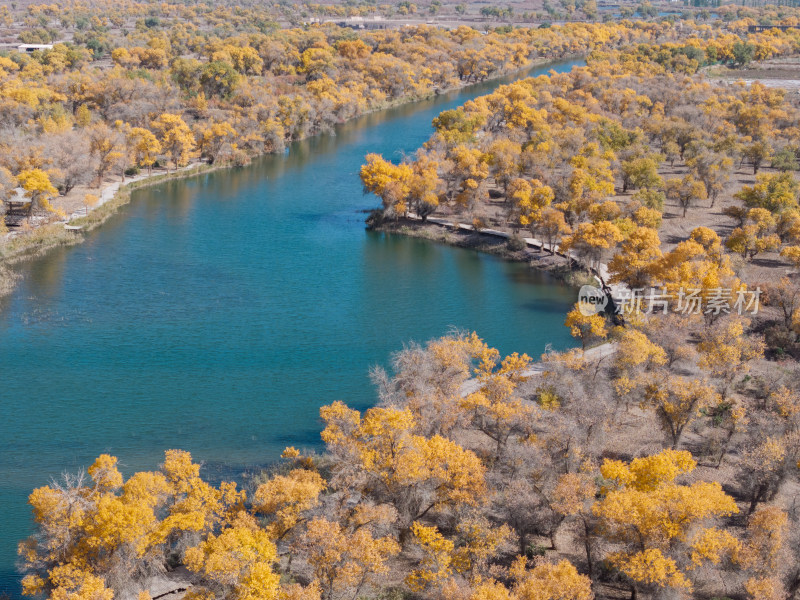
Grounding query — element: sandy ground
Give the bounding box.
[430,158,799,286]
[707,57,800,89]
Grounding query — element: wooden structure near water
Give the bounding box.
[4,188,32,226]
[748,24,798,32]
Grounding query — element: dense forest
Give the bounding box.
[18,322,800,600]
[0,0,794,235]
[0,0,793,234]
[361,26,800,338]
[0,0,766,289]
[353,15,800,599]
[6,2,800,600]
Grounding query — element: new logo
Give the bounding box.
[578,285,608,316]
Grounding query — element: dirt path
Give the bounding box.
[460,342,617,396]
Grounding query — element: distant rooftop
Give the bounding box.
[17,44,54,52]
[7,187,30,204]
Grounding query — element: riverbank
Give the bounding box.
[369,216,612,291]
[0,52,588,599]
[0,163,224,298]
[0,55,582,303]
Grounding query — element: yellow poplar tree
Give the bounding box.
[198,121,237,164]
[17,169,59,215]
[698,318,764,398]
[564,305,608,350]
[642,375,721,448]
[128,127,162,174]
[184,512,281,600]
[151,113,197,170]
[608,227,662,289]
[406,522,455,592]
[320,402,485,536]
[360,153,412,218]
[253,469,326,539]
[460,347,534,460]
[296,517,399,600]
[593,450,739,595]
[511,558,593,600]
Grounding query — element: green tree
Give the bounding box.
[732,41,755,67]
[200,61,240,98]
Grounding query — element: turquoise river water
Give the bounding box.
[0,58,583,595]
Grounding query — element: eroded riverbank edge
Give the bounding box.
[369,217,599,290]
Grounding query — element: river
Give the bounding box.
[0,58,583,596]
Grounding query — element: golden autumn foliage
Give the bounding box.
[151,113,197,169]
[607,227,662,289]
[16,311,800,600]
[360,153,413,218]
[642,376,720,447]
[594,450,739,592]
[406,522,455,591]
[20,451,246,600]
[11,9,800,598]
[510,558,593,600]
[564,306,608,349]
[739,506,789,576]
[296,517,399,600]
[698,318,765,397]
[608,549,690,590]
[17,168,59,214]
[184,512,281,600]
[127,127,162,174]
[354,24,800,316]
[253,469,326,539]
[45,565,114,600]
[612,327,667,392]
[320,400,485,533]
[461,345,534,459]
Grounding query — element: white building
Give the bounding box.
[17,44,53,53]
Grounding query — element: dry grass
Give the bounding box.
[0,223,82,262]
[0,264,20,298]
[69,190,131,232]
